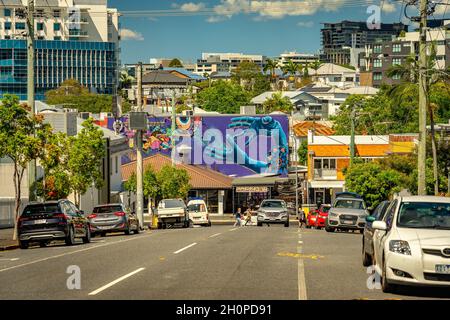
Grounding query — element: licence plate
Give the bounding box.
[343,220,354,225]
[98,226,112,230]
[34,219,47,225]
[435,265,450,274]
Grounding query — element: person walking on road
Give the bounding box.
[234,208,242,227]
[298,209,306,228]
[244,208,252,226]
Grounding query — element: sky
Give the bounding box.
[108,0,450,64]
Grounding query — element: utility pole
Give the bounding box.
[171,90,176,166]
[136,62,144,229]
[350,104,356,166]
[417,0,428,196]
[27,0,36,201]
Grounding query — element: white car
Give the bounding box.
[372,196,450,293]
[187,199,211,227]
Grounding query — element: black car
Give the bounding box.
[362,200,391,267]
[18,200,91,249]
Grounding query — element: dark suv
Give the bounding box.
[18,200,91,249]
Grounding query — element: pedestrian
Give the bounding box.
[234,208,242,227]
[298,209,306,228]
[244,207,252,226]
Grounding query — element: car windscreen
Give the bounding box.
[397,202,450,229]
[160,200,184,208]
[261,201,285,208]
[22,204,60,216]
[93,206,123,214]
[334,199,364,210]
[188,204,206,212]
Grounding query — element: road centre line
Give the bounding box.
[209,233,222,238]
[298,232,308,300]
[174,242,197,254]
[229,228,238,231]
[88,268,145,296]
[0,233,156,273]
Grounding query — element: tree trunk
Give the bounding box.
[429,106,439,195]
[12,165,24,241]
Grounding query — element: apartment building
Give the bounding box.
[195,52,266,75]
[0,0,120,100]
[362,21,449,87]
[307,132,417,205]
[277,52,318,67]
[320,21,407,67]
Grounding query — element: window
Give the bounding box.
[54,36,61,40]
[393,44,402,53]
[392,74,401,80]
[37,22,44,31]
[373,59,382,68]
[373,45,382,54]
[397,202,450,229]
[373,73,382,81]
[4,22,11,30]
[54,23,61,31]
[53,10,61,18]
[392,58,401,66]
[4,8,11,17]
[15,22,26,30]
[383,200,398,229]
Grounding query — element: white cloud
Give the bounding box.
[434,0,449,16]
[180,2,206,12]
[381,1,397,14]
[297,21,314,28]
[121,28,144,41]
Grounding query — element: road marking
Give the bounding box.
[88,268,145,296]
[174,242,197,254]
[209,233,221,238]
[229,228,238,231]
[0,258,19,261]
[277,252,324,260]
[0,233,157,273]
[297,235,307,301]
[298,241,303,244]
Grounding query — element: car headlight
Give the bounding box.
[389,240,411,255]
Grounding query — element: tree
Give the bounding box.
[282,60,302,85]
[263,59,280,89]
[0,95,41,240]
[119,70,134,90]
[67,119,105,207]
[345,162,405,208]
[156,165,191,199]
[309,60,323,77]
[232,61,270,96]
[262,92,293,114]
[297,140,308,166]
[45,79,113,113]
[169,58,183,68]
[196,80,251,114]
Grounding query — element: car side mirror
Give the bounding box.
[372,221,387,231]
[366,216,376,223]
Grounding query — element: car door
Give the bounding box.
[374,200,397,268]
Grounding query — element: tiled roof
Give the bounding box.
[142,70,189,84]
[121,153,233,190]
[293,121,335,137]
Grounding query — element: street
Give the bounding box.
[0,224,449,300]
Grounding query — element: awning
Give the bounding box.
[309,180,345,189]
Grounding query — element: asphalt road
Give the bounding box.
[0,224,449,300]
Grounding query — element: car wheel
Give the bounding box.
[359,229,364,234]
[381,255,396,293]
[157,222,162,230]
[100,232,106,237]
[82,226,91,244]
[325,227,334,233]
[257,222,262,227]
[39,241,48,248]
[19,240,29,249]
[362,241,372,267]
[285,221,289,228]
[65,226,75,246]
[189,220,193,228]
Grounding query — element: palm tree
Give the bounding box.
[263,59,279,80]
[282,60,302,86]
[388,43,449,195]
[119,70,134,90]
[309,60,323,77]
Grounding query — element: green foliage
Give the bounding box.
[196,80,251,114]
[157,165,191,199]
[345,161,405,208]
[231,61,270,96]
[168,58,183,68]
[45,79,113,113]
[262,92,293,114]
[67,118,105,206]
[124,172,137,194]
[297,140,308,166]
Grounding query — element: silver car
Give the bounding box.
[325,197,369,233]
[257,199,290,227]
[88,204,140,236]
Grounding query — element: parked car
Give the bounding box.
[257,199,289,227]
[88,204,139,237]
[156,199,190,229]
[362,200,391,267]
[306,210,318,229]
[325,194,369,233]
[187,199,211,227]
[372,196,450,293]
[18,200,91,249]
[315,204,331,229]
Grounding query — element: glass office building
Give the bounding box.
[0,39,117,101]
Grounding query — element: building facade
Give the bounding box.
[0,0,120,100]
[320,21,407,67]
[195,52,266,76]
[277,52,318,67]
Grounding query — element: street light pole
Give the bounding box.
[136,62,144,229]
[171,90,176,167]
[27,0,36,201]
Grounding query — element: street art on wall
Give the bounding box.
[108,115,289,178]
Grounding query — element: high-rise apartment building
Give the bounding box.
[0,0,120,100]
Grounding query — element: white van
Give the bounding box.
[187,199,211,227]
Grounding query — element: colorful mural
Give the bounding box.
[108,115,289,178]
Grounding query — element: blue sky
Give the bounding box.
[108,0,448,64]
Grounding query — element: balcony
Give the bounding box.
[313,169,338,180]
[68,30,89,38]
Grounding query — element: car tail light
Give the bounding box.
[52,213,68,225]
[88,214,97,219]
[114,212,126,217]
[18,216,29,227]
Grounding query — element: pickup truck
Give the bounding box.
[156,199,191,229]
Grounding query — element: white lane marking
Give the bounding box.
[229,228,238,231]
[209,233,221,238]
[174,242,197,254]
[88,268,145,296]
[0,258,19,261]
[298,233,308,301]
[298,241,303,244]
[0,233,156,274]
